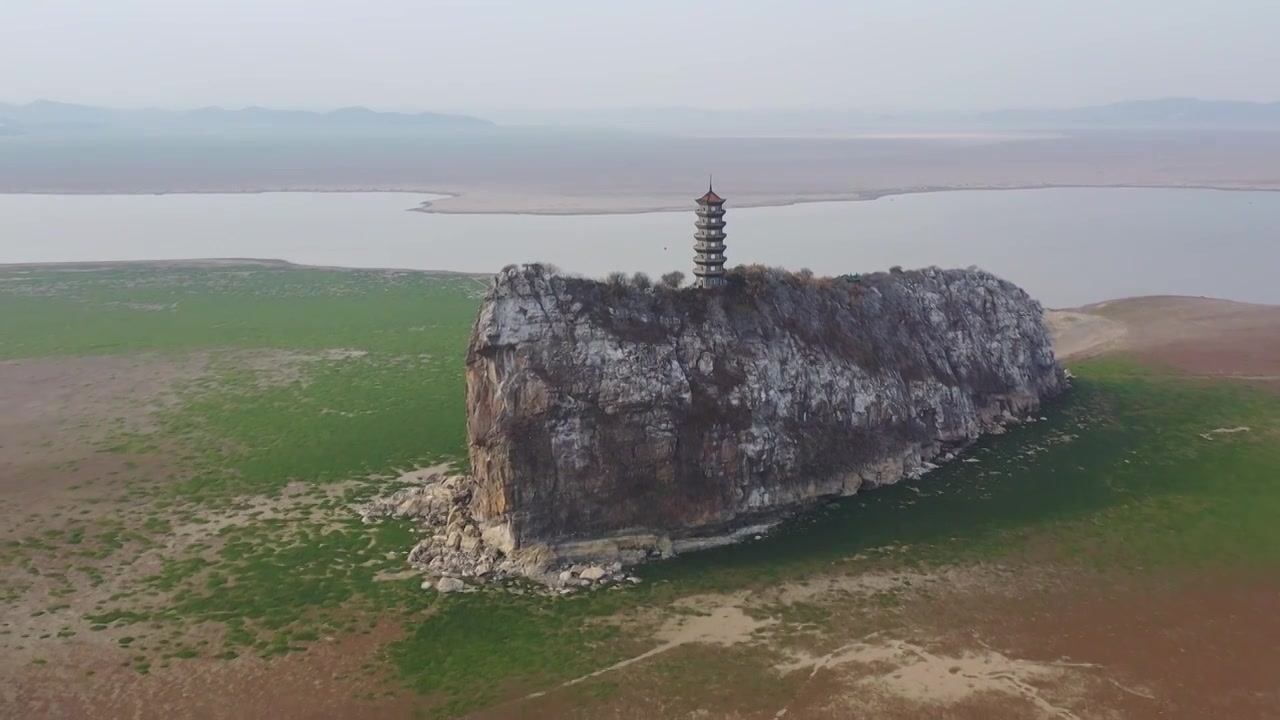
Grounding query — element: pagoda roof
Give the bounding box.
[696,188,725,205]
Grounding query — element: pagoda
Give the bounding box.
[693,181,728,288]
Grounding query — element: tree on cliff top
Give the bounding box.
[660,271,685,288]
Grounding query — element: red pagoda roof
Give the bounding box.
[696,181,725,205]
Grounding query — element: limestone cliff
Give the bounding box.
[465,264,1065,559]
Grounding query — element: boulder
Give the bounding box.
[436,577,466,594]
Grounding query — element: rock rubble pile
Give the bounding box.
[359,473,640,592]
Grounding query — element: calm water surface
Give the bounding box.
[3,188,1277,307]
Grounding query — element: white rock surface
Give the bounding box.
[363,264,1066,592]
[465,264,1065,551]
[436,577,465,594]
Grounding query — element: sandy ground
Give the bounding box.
[1049,296,1280,380]
[413,183,1280,216]
[1045,311,1128,361]
[506,566,1280,719]
[7,130,1280,214]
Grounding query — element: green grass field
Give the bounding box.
[3,264,1277,717]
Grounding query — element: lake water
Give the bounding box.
[3,188,1278,308]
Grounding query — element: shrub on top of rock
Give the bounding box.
[660,271,685,289]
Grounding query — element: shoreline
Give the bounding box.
[3,182,1280,217]
[411,182,1280,216]
[0,257,492,277]
[409,182,1280,215]
[3,259,1272,315]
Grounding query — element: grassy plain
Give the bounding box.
[2,263,1277,718]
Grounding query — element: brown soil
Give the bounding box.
[5,297,1278,720]
[0,354,205,517]
[976,573,1280,720]
[0,347,371,521]
[793,570,1280,720]
[0,352,411,720]
[497,569,1280,720]
[9,621,417,720]
[1050,296,1280,380]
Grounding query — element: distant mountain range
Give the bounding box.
[0,100,494,134]
[497,98,1280,133]
[5,98,1280,137]
[973,98,1280,129]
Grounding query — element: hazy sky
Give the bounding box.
[4,0,1277,112]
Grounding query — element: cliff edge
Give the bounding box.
[463,264,1066,563]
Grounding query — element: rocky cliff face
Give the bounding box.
[465,264,1065,560]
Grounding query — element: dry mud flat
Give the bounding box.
[0,349,410,720]
[3,294,1279,720]
[497,567,1280,720]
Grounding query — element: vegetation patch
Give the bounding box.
[4,264,1277,717]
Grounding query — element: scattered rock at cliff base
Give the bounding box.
[363,264,1066,590]
[359,471,634,591]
